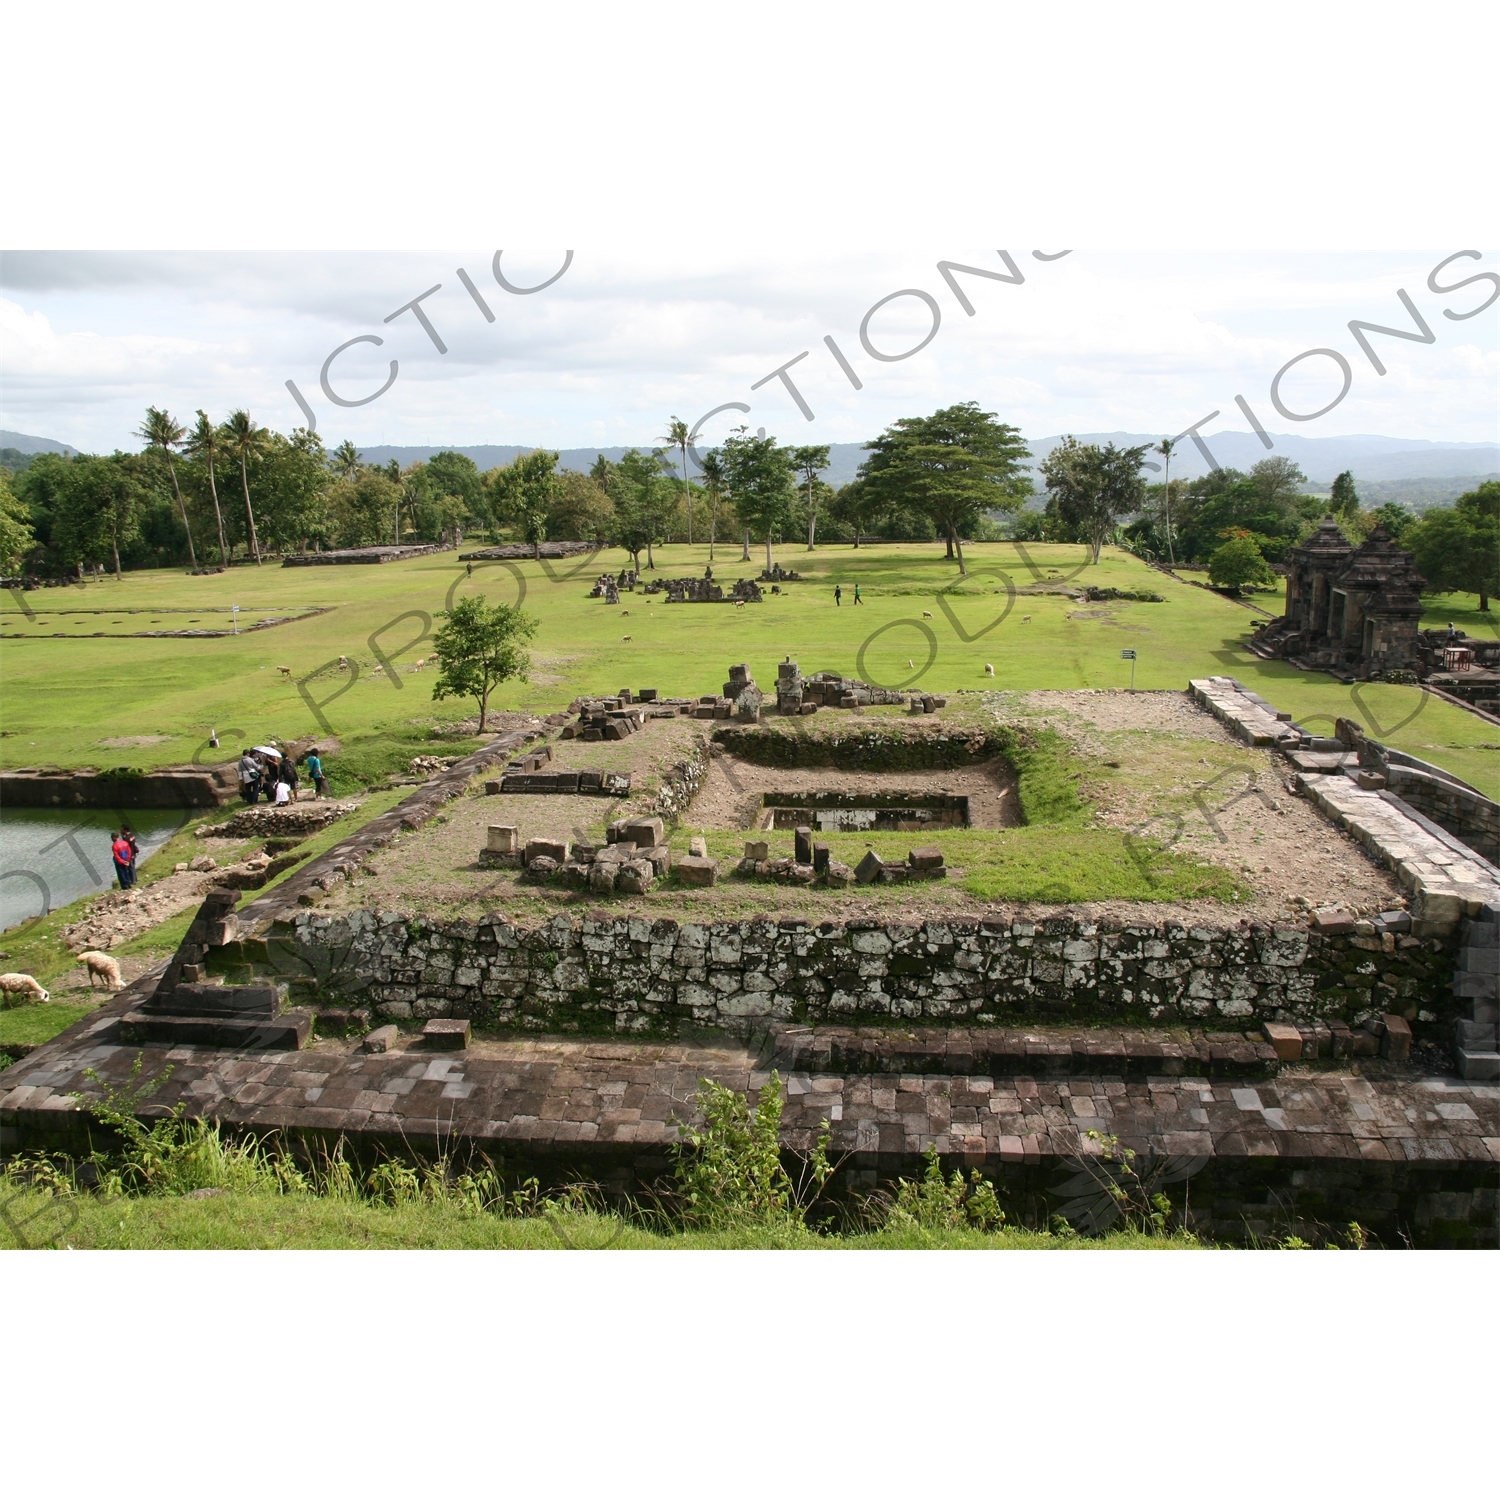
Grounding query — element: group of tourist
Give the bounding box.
[236,745,328,805]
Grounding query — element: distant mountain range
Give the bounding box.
[5,427,1493,509]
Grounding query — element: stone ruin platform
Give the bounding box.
[3,975,1496,1245]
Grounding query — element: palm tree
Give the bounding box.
[138,407,198,569]
[662,417,692,544]
[1154,436,1177,566]
[223,409,270,563]
[185,410,230,566]
[331,439,362,481]
[698,449,726,563]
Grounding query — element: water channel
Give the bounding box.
[0,806,189,932]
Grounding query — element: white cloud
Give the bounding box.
[1,250,1495,452]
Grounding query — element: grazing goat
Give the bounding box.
[922,610,934,618]
[77,950,124,991]
[0,973,49,1005]
[622,635,633,642]
[985,663,995,676]
[278,665,291,677]
[1022,614,1031,623]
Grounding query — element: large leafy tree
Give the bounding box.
[1040,436,1150,564]
[722,428,795,571]
[255,429,330,553]
[0,469,35,572]
[426,451,485,540]
[1406,481,1500,611]
[1208,532,1275,593]
[53,455,144,578]
[1329,469,1359,517]
[222,409,270,563]
[788,444,832,550]
[549,470,613,542]
[615,448,675,568]
[857,403,1029,574]
[184,411,230,565]
[828,477,886,549]
[430,593,538,731]
[138,407,197,569]
[489,450,560,558]
[1247,455,1308,511]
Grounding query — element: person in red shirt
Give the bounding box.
[112,832,135,889]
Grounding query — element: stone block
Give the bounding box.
[855,850,885,884]
[813,842,830,874]
[795,826,813,864]
[363,1024,400,1053]
[487,825,520,854]
[589,863,618,895]
[1376,910,1412,934]
[485,780,502,795]
[525,837,567,863]
[617,860,655,895]
[825,860,854,888]
[907,846,944,871]
[1356,770,1388,790]
[677,856,718,887]
[1381,1014,1412,1062]
[689,836,709,858]
[744,840,769,861]
[422,1017,470,1050]
[525,855,560,880]
[613,816,665,847]
[1312,908,1355,935]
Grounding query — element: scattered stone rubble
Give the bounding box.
[197,801,358,840]
[488,742,632,797]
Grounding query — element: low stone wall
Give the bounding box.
[1383,765,1500,864]
[0,764,238,809]
[257,909,1460,1035]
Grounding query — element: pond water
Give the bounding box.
[0,806,190,932]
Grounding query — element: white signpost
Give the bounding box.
[1120,647,1137,690]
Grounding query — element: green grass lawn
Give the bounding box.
[5,541,1492,792]
[0,1189,1203,1250]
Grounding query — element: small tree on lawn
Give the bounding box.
[1208,532,1274,594]
[430,594,538,732]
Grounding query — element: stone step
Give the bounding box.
[118,1008,311,1050]
[774,1028,1280,1079]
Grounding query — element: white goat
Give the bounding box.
[77,950,124,991]
[0,973,49,1005]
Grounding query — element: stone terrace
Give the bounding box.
[3,973,1496,1246]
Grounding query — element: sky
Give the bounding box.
[1,248,1495,458]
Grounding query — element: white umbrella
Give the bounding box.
[252,745,282,757]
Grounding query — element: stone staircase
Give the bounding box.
[118,888,311,1051]
[1454,901,1500,1081]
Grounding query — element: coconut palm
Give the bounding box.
[1154,436,1178,566]
[662,417,693,544]
[222,409,270,564]
[185,410,230,566]
[331,439,362,481]
[698,449,726,563]
[138,407,198,569]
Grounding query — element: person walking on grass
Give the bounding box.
[112,829,135,889]
[304,749,326,799]
[853,582,863,604]
[834,584,842,607]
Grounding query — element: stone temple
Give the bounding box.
[1253,520,1427,679]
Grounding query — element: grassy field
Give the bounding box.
[4,541,1493,792]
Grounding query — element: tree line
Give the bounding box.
[2,404,1490,610]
